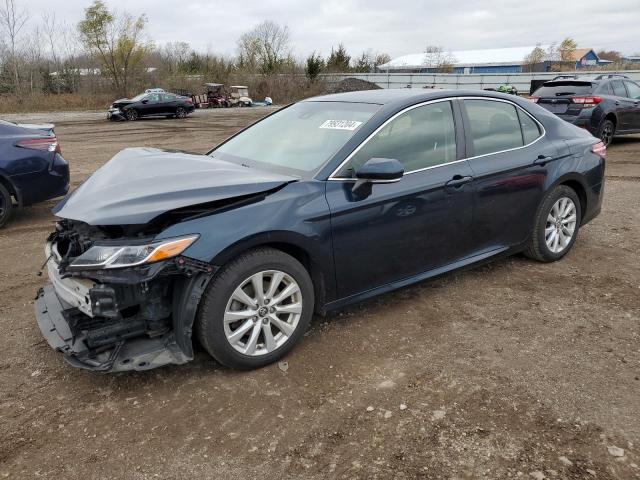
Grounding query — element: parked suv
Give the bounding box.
[530,74,640,145]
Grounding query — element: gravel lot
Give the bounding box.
[0,107,639,479]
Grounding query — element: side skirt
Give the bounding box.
[322,245,520,313]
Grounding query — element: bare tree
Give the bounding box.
[0,0,29,93]
[523,44,546,72]
[237,20,291,74]
[423,46,455,72]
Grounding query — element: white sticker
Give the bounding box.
[319,120,363,131]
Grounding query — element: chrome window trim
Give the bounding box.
[328,96,546,181]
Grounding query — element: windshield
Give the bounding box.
[210,101,380,173]
[534,82,593,97]
[130,93,147,102]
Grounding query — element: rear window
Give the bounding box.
[534,81,593,97]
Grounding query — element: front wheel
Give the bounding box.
[525,185,581,262]
[196,248,314,369]
[125,109,139,121]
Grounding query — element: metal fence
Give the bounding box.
[320,71,640,94]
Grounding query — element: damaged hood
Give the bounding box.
[53,147,296,225]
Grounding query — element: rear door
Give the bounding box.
[460,98,559,251]
[623,81,640,130]
[160,93,178,115]
[610,80,635,131]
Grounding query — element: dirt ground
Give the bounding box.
[0,107,639,480]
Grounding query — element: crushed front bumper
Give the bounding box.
[35,285,191,372]
[34,248,214,372]
[107,108,125,121]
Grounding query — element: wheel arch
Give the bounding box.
[0,172,21,207]
[551,174,588,223]
[210,232,332,313]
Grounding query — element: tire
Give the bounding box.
[176,107,186,118]
[196,247,314,369]
[525,185,582,262]
[125,109,139,121]
[597,118,615,146]
[0,182,13,228]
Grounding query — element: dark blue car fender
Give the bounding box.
[155,181,338,307]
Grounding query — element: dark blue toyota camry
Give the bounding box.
[35,89,605,372]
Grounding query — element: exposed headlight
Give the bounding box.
[69,235,199,270]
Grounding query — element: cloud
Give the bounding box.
[16,0,640,59]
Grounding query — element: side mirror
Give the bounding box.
[141,99,148,104]
[352,158,404,196]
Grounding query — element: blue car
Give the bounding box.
[0,120,70,227]
[35,89,604,372]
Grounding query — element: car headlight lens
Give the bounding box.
[69,235,198,270]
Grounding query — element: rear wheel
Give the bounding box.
[0,183,14,228]
[176,107,187,118]
[196,248,314,370]
[525,185,581,262]
[125,109,139,121]
[598,118,615,146]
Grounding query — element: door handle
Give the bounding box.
[533,155,553,166]
[445,175,473,188]
[615,101,621,106]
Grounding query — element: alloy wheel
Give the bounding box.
[600,122,614,146]
[223,270,303,356]
[176,107,186,118]
[545,197,577,254]
[126,109,138,121]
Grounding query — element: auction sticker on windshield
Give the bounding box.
[319,120,363,130]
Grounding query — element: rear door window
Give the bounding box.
[517,109,542,144]
[623,81,640,99]
[611,80,627,97]
[596,82,613,95]
[463,100,524,156]
[534,82,593,97]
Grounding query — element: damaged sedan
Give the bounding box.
[36,89,605,372]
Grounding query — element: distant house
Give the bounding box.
[379,46,611,74]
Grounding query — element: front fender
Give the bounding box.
[155,181,337,303]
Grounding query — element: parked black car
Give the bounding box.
[108,92,195,121]
[0,120,69,227]
[530,74,640,145]
[36,89,605,372]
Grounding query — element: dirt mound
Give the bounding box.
[326,77,382,94]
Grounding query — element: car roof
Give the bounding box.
[303,88,528,106]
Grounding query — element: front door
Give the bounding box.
[326,100,476,299]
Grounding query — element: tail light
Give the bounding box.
[16,136,61,154]
[591,141,606,158]
[185,98,193,104]
[528,96,539,103]
[571,96,602,105]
